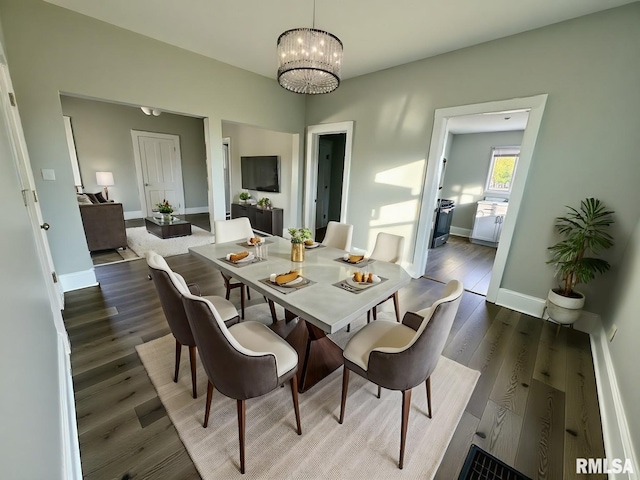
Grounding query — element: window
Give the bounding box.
[485,147,520,194]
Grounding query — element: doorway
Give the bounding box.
[131,130,186,216]
[412,94,548,303]
[315,133,346,241]
[304,121,354,236]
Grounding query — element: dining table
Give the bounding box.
[189,236,411,392]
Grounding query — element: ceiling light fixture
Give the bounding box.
[141,107,162,116]
[277,0,343,95]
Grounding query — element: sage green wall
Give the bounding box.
[306,3,640,313]
[442,130,524,232]
[0,0,305,276]
[604,217,640,461]
[61,95,208,215]
[222,122,295,234]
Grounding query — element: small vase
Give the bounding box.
[162,213,172,223]
[291,243,305,262]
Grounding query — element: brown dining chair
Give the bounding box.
[214,217,255,319]
[146,250,239,399]
[182,292,302,474]
[338,280,463,469]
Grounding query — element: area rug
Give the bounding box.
[126,225,214,258]
[136,307,480,479]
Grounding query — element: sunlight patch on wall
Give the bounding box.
[374,160,425,196]
[367,199,419,253]
[448,184,484,204]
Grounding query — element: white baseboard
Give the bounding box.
[495,288,546,318]
[590,322,638,479]
[57,335,82,479]
[124,210,143,220]
[185,206,209,214]
[59,269,98,292]
[450,227,472,237]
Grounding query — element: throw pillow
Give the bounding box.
[94,191,108,203]
[84,193,100,204]
[77,194,93,205]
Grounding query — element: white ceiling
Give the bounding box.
[448,111,530,134]
[45,0,636,80]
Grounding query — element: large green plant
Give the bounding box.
[547,198,614,297]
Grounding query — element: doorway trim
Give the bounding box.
[412,94,548,303]
[131,130,185,217]
[304,121,354,232]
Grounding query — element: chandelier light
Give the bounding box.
[277,3,343,94]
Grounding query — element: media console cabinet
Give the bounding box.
[230,203,283,236]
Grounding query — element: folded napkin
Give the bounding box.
[226,251,250,262]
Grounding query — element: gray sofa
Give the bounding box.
[78,194,127,251]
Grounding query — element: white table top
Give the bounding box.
[189,237,411,334]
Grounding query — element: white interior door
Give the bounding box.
[131,131,185,216]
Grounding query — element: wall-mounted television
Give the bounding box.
[241,155,280,192]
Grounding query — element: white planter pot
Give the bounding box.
[546,288,585,325]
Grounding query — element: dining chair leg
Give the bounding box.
[240,284,246,319]
[290,375,302,435]
[246,285,251,300]
[426,377,432,418]
[189,345,198,399]
[237,399,246,474]
[373,306,378,320]
[339,367,350,424]
[174,340,182,383]
[268,299,278,324]
[377,385,382,399]
[225,287,231,301]
[399,389,412,469]
[367,310,371,324]
[203,381,214,427]
[346,323,351,332]
[393,291,401,323]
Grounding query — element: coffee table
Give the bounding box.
[145,216,192,239]
[189,237,410,392]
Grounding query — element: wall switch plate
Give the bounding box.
[41,169,56,181]
[608,324,618,342]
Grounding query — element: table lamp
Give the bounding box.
[96,171,114,200]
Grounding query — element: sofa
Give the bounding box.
[77,193,127,251]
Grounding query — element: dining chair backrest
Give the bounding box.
[370,232,405,264]
[322,221,353,251]
[214,217,253,244]
[367,280,463,391]
[181,293,279,400]
[146,250,194,347]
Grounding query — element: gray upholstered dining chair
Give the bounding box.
[214,217,254,318]
[338,280,463,469]
[181,292,302,474]
[146,250,239,399]
[322,221,353,251]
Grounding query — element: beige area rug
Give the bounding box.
[126,225,214,258]
[136,306,480,479]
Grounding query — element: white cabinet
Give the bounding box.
[471,201,508,247]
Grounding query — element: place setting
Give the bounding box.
[334,270,387,294]
[218,249,266,267]
[259,269,316,294]
[333,252,376,267]
[235,236,274,248]
[303,239,324,249]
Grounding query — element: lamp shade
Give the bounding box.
[96,171,114,186]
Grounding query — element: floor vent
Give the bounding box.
[459,445,531,480]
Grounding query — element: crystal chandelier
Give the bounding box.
[277,3,343,95]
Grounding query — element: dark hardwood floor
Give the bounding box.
[63,254,605,479]
[424,235,496,296]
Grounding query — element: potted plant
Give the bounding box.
[239,192,250,204]
[257,197,272,209]
[546,198,614,326]
[156,199,173,223]
[288,227,312,262]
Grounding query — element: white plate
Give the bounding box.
[272,276,303,287]
[232,253,255,263]
[344,256,367,264]
[305,242,320,249]
[346,276,380,289]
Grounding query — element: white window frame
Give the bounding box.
[485,146,520,195]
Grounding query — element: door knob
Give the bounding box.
[41,223,50,230]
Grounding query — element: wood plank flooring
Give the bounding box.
[63,253,605,479]
[424,235,496,295]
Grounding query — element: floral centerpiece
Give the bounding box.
[156,200,173,222]
[239,192,250,204]
[288,227,312,262]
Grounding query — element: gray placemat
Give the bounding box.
[333,276,388,294]
[259,277,316,294]
[218,256,267,268]
[235,239,275,248]
[333,257,377,267]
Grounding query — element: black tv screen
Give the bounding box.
[241,156,280,192]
